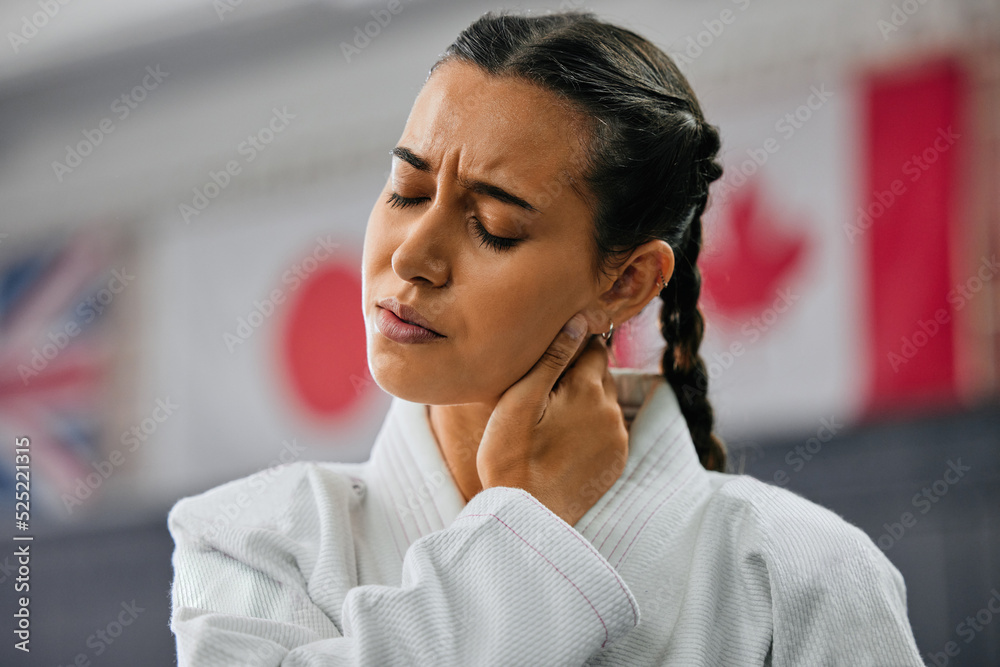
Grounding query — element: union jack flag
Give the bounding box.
[0,227,127,519]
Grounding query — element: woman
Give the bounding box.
[168,10,924,666]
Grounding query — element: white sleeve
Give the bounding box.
[744,485,925,667]
[770,543,924,666]
[169,481,640,666]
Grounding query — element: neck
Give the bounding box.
[426,402,496,503]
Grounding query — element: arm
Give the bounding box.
[756,494,924,666]
[772,546,924,666]
[169,481,640,666]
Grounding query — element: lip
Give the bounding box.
[375,297,445,343]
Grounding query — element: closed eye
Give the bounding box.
[385,192,426,209]
[384,191,521,253]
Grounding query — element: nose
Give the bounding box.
[390,191,457,289]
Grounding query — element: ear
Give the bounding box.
[597,240,675,327]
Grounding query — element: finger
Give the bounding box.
[601,364,618,401]
[563,334,611,387]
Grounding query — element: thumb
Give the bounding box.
[501,313,590,412]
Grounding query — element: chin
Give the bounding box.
[367,352,503,406]
[367,350,451,404]
[373,377,466,406]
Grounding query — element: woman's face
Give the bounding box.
[361,59,611,406]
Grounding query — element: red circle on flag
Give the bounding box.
[279,262,367,419]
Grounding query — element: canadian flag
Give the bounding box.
[631,55,980,441]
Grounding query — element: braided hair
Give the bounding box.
[434,9,728,472]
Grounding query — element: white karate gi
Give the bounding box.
[168,369,924,666]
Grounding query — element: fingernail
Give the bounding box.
[562,314,587,340]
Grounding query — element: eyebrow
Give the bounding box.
[390,146,539,213]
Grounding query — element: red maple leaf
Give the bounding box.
[700,180,809,325]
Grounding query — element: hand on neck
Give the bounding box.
[424,368,658,504]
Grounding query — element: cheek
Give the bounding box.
[361,215,395,284]
[461,267,568,376]
[360,214,378,271]
[362,211,390,257]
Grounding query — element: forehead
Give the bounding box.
[399,60,590,189]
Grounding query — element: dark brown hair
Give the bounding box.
[433,9,727,472]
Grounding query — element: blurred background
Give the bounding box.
[0,0,997,664]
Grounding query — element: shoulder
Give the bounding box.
[167,460,367,545]
[705,472,907,604]
[710,472,876,551]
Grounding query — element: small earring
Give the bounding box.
[601,321,614,340]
